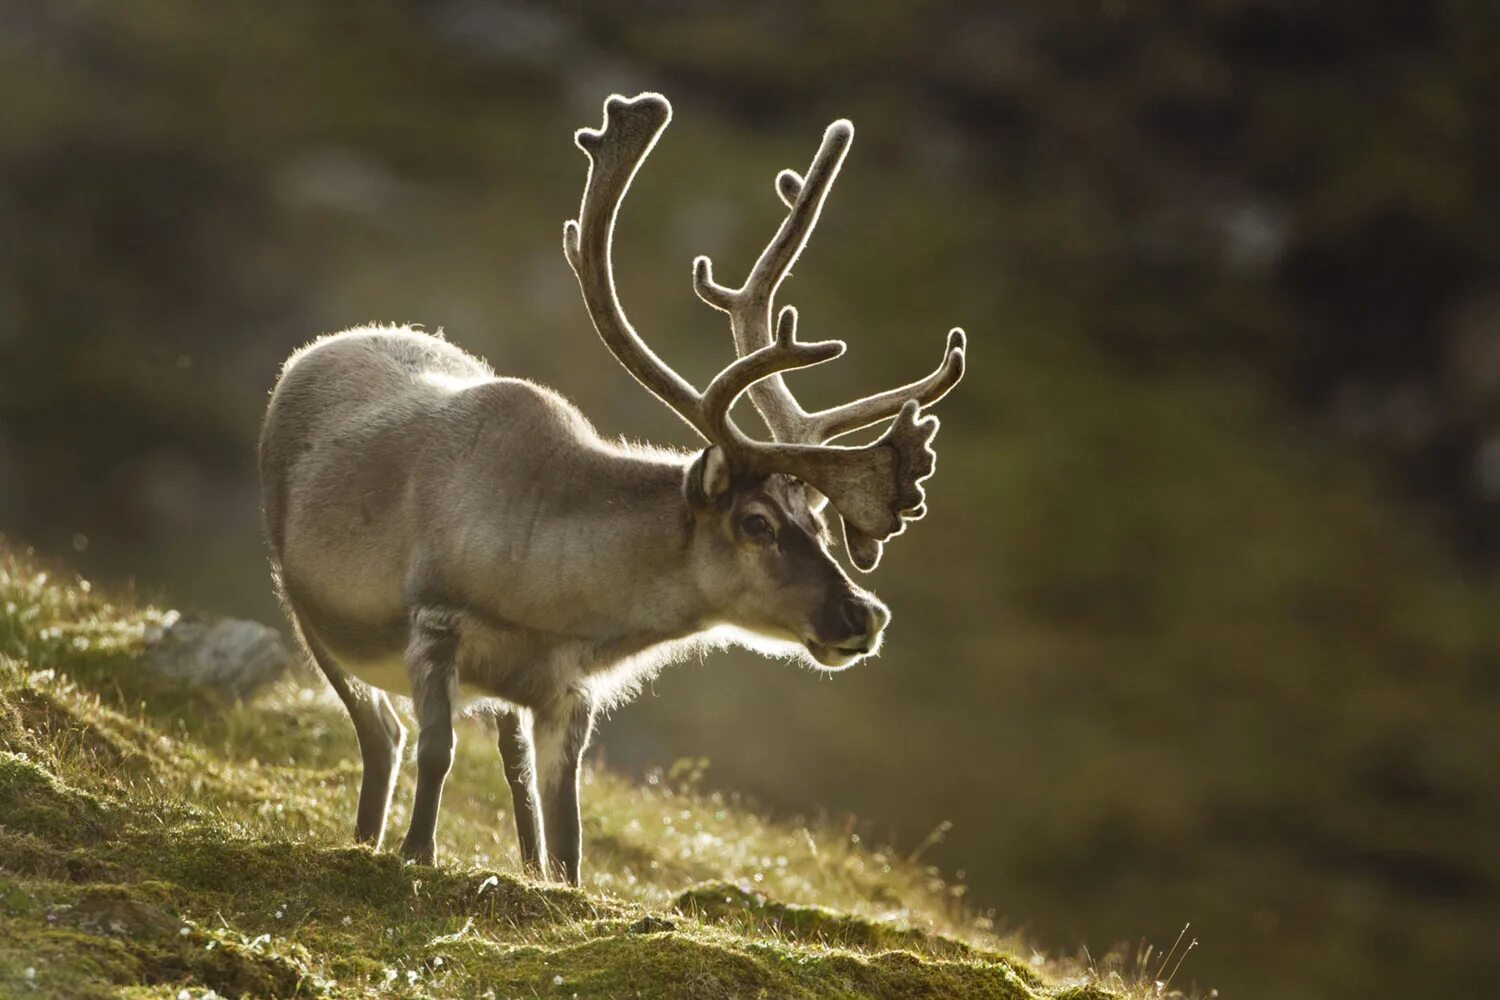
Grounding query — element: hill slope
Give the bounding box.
[0,549,1132,999]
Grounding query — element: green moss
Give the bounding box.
[0,829,120,882]
[456,933,1039,1000]
[141,930,310,999]
[0,899,311,999]
[147,835,608,931]
[0,926,144,999]
[0,751,110,841]
[675,880,1012,966]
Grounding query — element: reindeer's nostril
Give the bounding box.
[811,595,889,665]
[840,597,881,636]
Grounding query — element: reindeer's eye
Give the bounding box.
[740,513,776,545]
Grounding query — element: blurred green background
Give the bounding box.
[2,3,1497,998]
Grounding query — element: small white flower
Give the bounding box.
[179,926,191,936]
[177,990,192,1000]
[22,968,35,980]
[552,974,564,986]
[341,915,352,926]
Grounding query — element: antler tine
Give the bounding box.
[693,119,854,441]
[564,93,714,440]
[803,328,967,441]
[701,306,845,454]
[775,169,804,207]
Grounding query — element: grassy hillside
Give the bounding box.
[0,548,1143,999]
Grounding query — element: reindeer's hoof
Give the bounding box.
[399,837,436,865]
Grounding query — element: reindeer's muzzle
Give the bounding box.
[805,591,890,669]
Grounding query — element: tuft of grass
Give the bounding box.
[0,547,1139,998]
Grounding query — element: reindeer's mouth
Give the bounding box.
[804,639,874,670]
[803,592,888,670]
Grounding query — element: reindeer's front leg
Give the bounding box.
[532,691,595,886]
[399,609,459,865]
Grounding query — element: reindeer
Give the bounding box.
[258,93,966,885]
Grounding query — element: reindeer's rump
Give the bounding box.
[258,327,497,649]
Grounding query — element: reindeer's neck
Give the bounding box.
[471,448,709,645]
[580,458,705,635]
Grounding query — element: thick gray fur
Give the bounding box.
[259,325,889,883]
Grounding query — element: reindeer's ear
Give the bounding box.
[685,446,732,507]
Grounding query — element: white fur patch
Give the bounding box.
[419,369,492,393]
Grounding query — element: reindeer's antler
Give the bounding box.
[564,93,965,571]
[562,94,845,443]
[691,123,966,445]
[563,95,704,436]
[690,106,967,567]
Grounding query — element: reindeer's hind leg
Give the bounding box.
[495,709,543,876]
[399,608,459,865]
[294,617,406,847]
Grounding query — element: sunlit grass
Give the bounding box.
[0,545,1150,998]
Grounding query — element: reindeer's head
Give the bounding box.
[564,93,966,669]
[683,455,889,669]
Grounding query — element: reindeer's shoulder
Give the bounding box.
[458,376,598,440]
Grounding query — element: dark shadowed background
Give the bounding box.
[2,3,1497,998]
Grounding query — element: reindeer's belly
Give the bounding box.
[293,574,681,711]
[333,649,413,697]
[296,598,571,707]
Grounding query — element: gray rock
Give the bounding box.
[143,616,297,700]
